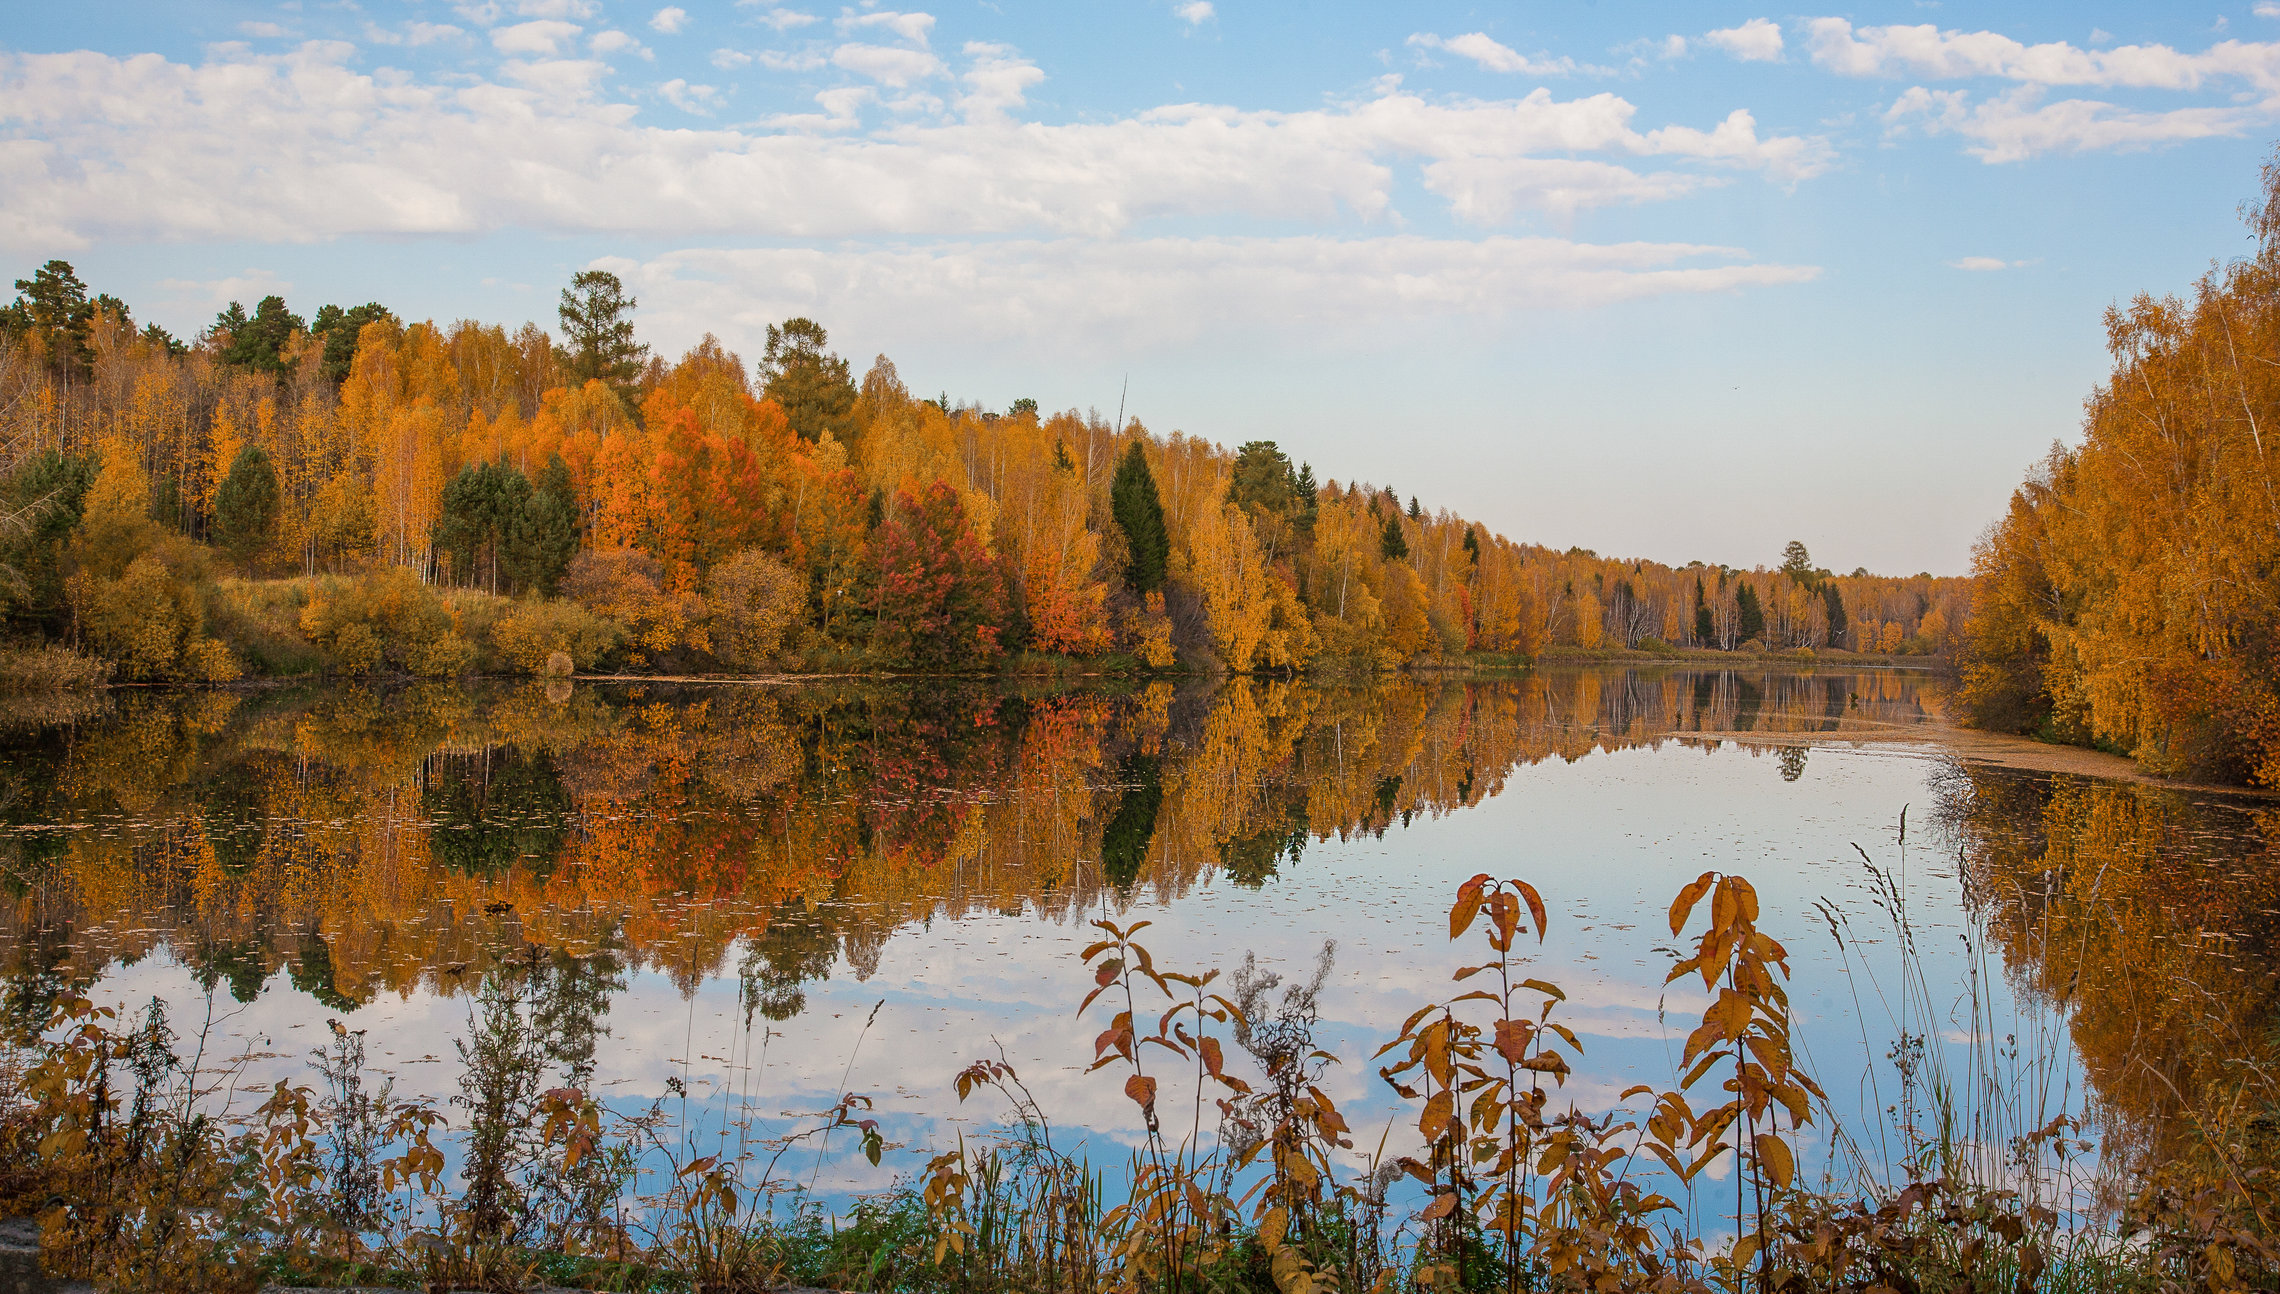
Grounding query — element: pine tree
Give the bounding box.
[310,302,395,384]
[759,317,857,442]
[219,295,305,378]
[1736,581,1765,643]
[1110,441,1169,594]
[1380,510,1408,562]
[558,271,648,388]
[8,260,95,382]
[1779,539,1814,584]
[1822,583,1848,649]
[213,443,280,563]
[1693,576,1714,646]
[510,455,579,597]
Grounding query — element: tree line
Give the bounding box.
[0,261,1960,680]
[1959,147,2280,786]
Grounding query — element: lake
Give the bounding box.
[2,666,2270,1232]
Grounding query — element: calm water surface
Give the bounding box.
[1,667,2270,1218]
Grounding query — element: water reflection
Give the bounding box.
[1939,763,2280,1193]
[0,665,1934,1032]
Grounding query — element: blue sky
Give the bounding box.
[5,2,2276,574]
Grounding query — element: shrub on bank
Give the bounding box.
[706,548,804,672]
[300,565,473,677]
[0,644,107,691]
[562,547,706,666]
[69,547,241,683]
[489,598,622,674]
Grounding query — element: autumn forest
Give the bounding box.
[0,263,1963,691]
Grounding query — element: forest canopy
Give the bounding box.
[0,261,1960,682]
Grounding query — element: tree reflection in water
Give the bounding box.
[0,666,1932,1041]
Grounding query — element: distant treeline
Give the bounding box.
[0,262,1961,680]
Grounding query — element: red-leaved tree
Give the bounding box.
[871,480,1006,669]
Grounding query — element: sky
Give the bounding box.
[5,3,2277,575]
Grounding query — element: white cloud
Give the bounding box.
[1948,256,2009,270]
[499,56,611,99]
[2260,2,2280,18]
[956,42,1043,123]
[1805,17,2280,93]
[1703,19,1783,63]
[1175,2,1215,25]
[1423,156,1712,222]
[369,21,467,47]
[1407,32,1582,78]
[492,19,581,56]
[831,42,944,86]
[590,30,650,57]
[711,48,753,68]
[0,45,1828,250]
[626,236,1822,354]
[650,7,688,34]
[755,48,828,71]
[512,0,598,19]
[155,269,293,311]
[836,9,934,47]
[1885,84,2250,162]
[752,7,819,30]
[659,78,722,113]
[239,21,292,39]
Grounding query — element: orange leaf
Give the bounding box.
[1669,872,1714,936]
[1515,880,1548,941]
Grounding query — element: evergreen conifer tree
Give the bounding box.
[213,443,280,562]
[759,317,857,442]
[511,455,580,597]
[1380,510,1409,562]
[1110,441,1169,594]
[558,271,648,389]
[1736,582,1765,643]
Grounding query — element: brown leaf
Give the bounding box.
[1493,1018,1533,1066]
[1124,1074,1158,1112]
